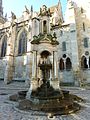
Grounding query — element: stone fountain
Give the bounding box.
[9,34,83,116]
[9,50,83,116]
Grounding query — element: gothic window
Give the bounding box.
[84,37,88,48]
[43,20,47,33]
[18,30,27,55]
[1,35,7,57]
[66,57,72,70]
[59,58,64,70]
[81,56,88,69]
[83,22,85,31]
[62,41,66,51]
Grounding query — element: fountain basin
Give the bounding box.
[18,91,82,115]
[9,83,83,115]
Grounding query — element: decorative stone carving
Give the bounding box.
[25,5,30,14]
[11,11,16,20]
[31,33,59,45]
[39,5,51,16]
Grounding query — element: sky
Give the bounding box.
[3,0,67,18]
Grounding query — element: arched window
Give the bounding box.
[1,35,7,57]
[62,41,66,51]
[81,56,88,69]
[59,58,64,70]
[84,37,88,48]
[18,30,27,55]
[66,57,72,70]
[43,20,47,33]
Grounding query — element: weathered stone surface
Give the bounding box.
[19,99,31,110]
[9,94,18,101]
[0,81,90,120]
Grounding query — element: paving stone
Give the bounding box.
[0,81,90,120]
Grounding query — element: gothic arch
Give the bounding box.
[38,50,51,65]
[40,50,51,57]
[38,50,52,82]
[38,47,52,56]
[66,57,72,70]
[0,34,7,57]
[81,56,88,69]
[17,28,28,55]
[59,58,64,70]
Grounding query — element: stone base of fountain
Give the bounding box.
[9,82,83,115]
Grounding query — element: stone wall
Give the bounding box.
[0,59,6,79]
[83,70,90,84]
[13,55,27,81]
[59,71,74,85]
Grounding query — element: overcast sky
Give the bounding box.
[3,0,67,18]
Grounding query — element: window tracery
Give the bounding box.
[18,30,27,55]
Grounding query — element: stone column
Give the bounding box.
[25,52,32,86]
[50,51,60,90]
[25,24,32,86]
[52,51,58,79]
[49,69,52,80]
[4,24,16,84]
[52,51,55,79]
[31,50,38,91]
[54,51,58,79]
[32,50,37,79]
[64,59,66,70]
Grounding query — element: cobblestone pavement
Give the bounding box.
[0,81,90,120]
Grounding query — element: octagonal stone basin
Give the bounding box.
[9,82,83,116]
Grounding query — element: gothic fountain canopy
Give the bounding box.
[31,32,59,45]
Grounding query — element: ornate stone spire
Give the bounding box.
[0,0,3,16]
[57,0,63,22]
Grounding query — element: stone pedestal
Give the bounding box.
[26,79,38,99]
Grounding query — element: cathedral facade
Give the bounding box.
[0,0,90,86]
